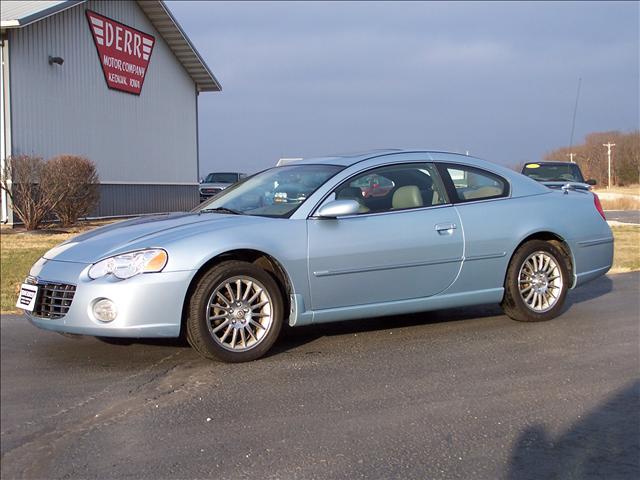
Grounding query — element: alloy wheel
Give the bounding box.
[206,276,274,352]
[517,251,564,313]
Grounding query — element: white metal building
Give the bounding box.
[1,0,220,223]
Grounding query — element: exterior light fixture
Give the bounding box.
[48,56,64,66]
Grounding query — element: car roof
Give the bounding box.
[295,149,551,197]
[295,149,488,167]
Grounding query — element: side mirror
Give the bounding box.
[586,179,597,186]
[199,177,204,183]
[316,199,361,219]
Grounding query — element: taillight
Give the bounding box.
[593,193,606,221]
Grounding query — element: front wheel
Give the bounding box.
[501,240,570,322]
[186,261,284,362]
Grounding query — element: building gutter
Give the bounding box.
[1,33,12,224]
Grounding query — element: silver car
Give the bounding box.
[19,150,613,362]
[199,172,247,202]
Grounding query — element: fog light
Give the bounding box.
[93,299,117,322]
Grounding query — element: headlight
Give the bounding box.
[88,249,168,280]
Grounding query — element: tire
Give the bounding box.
[501,240,570,322]
[186,260,284,362]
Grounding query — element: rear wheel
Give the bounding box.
[502,240,570,322]
[186,261,283,362]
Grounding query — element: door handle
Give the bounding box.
[435,223,457,234]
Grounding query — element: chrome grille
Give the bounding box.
[32,282,76,319]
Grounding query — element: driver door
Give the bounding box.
[307,162,463,311]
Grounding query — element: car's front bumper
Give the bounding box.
[24,258,194,338]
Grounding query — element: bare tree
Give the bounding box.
[46,155,100,227]
[0,155,65,230]
[545,130,639,186]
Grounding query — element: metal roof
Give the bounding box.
[0,1,82,26]
[1,0,221,92]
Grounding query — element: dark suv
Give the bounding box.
[521,161,596,191]
[199,172,247,202]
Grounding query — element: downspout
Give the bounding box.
[195,84,200,184]
[0,31,11,224]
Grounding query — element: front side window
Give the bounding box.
[443,165,509,202]
[329,163,448,215]
[197,165,343,218]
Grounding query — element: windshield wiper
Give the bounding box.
[200,207,244,215]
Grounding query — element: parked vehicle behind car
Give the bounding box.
[199,172,247,202]
[521,161,597,191]
[19,150,613,363]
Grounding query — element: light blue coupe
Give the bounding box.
[19,150,613,362]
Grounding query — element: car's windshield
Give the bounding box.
[522,163,585,183]
[197,165,343,217]
[204,173,240,184]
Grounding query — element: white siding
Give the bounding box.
[8,0,198,184]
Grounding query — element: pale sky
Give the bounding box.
[167,1,639,174]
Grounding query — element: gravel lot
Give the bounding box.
[605,209,640,225]
[1,272,639,480]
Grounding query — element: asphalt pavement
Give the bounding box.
[1,273,639,480]
[605,210,640,224]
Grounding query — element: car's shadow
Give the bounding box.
[95,303,500,351]
[95,274,615,354]
[507,380,640,479]
[564,273,614,308]
[270,303,502,356]
[271,274,615,356]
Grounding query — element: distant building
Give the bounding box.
[276,157,303,166]
[1,0,221,223]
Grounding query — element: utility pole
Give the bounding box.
[603,142,616,190]
[566,152,576,163]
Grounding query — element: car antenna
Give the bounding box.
[567,77,581,163]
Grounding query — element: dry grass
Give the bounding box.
[594,185,640,195]
[1,220,115,314]
[599,196,640,211]
[594,184,640,210]
[609,226,640,273]
[1,232,76,313]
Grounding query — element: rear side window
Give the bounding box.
[441,164,509,202]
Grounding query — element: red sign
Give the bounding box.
[86,10,155,95]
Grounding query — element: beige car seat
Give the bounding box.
[392,186,423,209]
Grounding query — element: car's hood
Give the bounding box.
[43,212,259,263]
[199,182,230,189]
[541,181,591,191]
